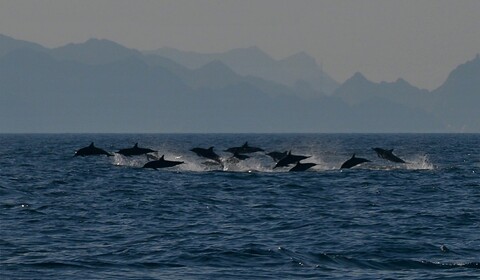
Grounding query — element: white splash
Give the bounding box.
[112,153,146,168]
[406,154,435,170]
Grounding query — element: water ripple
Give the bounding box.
[1,134,479,279]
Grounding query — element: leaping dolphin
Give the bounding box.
[340,154,370,169]
[274,151,310,169]
[224,142,264,154]
[267,151,288,162]
[289,162,316,172]
[74,142,112,157]
[117,143,156,156]
[372,148,406,163]
[231,151,250,160]
[190,146,222,163]
[143,155,184,169]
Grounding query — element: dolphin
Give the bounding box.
[231,151,250,160]
[224,142,264,154]
[289,162,316,172]
[117,143,156,156]
[274,151,310,168]
[267,151,288,162]
[74,142,112,157]
[340,154,370,169]
[225,151,250,164]
[372,148,406,163]
[190,146,222,163]
[143,155,184,169]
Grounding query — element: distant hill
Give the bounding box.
[0,34,477,133]
[334,72,431,110]
[145,46,339,96]
[431,54,480,131]
[0,48,345,132]
[0,34,48,57]
[50,38,143,65]
[332,54,480,132]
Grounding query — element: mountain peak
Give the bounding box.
[51,37,141,65]
[0,33,48,57]
[58,38,135,52]
[435,53,480,93]
[350,72,369,82]
[394,78,412,87]
[84,38,118,46]
[281,51,317,68]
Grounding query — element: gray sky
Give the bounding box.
[1,0,479,90]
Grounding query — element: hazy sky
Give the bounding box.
[1,0,479,89]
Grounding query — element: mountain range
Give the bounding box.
[145,46,339,96]
[0,34,478,133]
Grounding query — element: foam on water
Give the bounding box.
[112,153,146,168]
[406,154,435,170]
[112,151,436,173]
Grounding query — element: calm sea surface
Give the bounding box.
[1,134,479,279]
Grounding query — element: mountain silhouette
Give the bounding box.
[333,54,480,132]
[50,38,143,65]
[146,46,339,96]
[0,34,477,132]
[431,54,480,131]
[0,34,48,57]
[334,72,431,110]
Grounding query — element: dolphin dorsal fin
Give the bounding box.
[208,146,214,150]
[89,142,94,147]
[288,150,292,155]
[134,143,138,148]
[242,142,248,147]
[160,155,165,160]
[352,154,356,158]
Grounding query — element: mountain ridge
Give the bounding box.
[0,34,478,132]
[146,45,339,96]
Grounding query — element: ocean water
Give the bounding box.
[1,133,479,279]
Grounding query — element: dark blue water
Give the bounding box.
[1,134,479,279]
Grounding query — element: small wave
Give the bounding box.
[310,252,480,270]
[25,252,478,272]
[383,260,480,270]
[49,179,68,186]
[26,261,88,269]
[171,244,279,267]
